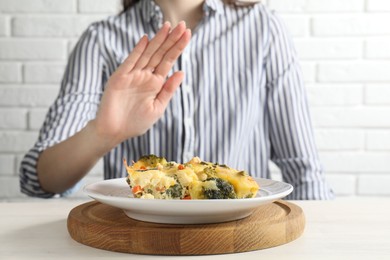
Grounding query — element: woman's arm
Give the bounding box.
[264,12,333,200]
[36,22,191,194]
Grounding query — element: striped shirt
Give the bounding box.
[20,0,333,199]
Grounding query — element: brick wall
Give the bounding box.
[1,0,389,199]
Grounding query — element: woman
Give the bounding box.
[20,0,333,199]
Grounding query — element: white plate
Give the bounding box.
[84,177,293,224]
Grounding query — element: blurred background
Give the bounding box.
[1,0,390,200]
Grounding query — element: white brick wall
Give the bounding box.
[0,62,22,82]
[0,0,76,13]
[78,0,122,14]
[0,108,27,129]
[1,0,390,199]
[23,63,65,83]
[28,109,47,130]
[366,39,390,58]
[318,61,390,82]
[0,16,9,36]
[367,0,390,11]
[312,14,390,36]
[0,85,59,106]
[269,0,365,12]
[365,84,390,105]
[0,39,67,60]
[295,39,362,60]
[0,154,15,175]
[306,84,363,106]
[12,15,106,37]
[366,131,390,150]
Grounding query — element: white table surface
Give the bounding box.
[1,197,390,260]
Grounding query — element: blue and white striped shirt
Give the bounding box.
[20,0,333,199]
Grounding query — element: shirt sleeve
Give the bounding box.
[264,12,334,200]
[19,24,105,198]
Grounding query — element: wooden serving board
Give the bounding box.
[67,200,305,255]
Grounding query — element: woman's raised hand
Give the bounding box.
[93,21,191,145]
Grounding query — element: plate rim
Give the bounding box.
[83,177,294,204]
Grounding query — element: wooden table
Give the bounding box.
[1,197,389,259]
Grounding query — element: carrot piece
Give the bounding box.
[140,166,146,170]
[178,164,185,170]
[182,195,191,200]
[156,186,166,192]
[132,185,142,194]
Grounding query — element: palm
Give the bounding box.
[94,22,191,144]
[101,70,166,135]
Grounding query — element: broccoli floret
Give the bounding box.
[202,167,217,178]
[138,154,167,167]
[166,183,183,199]
[165,162,175,168]
[203,178,237,199]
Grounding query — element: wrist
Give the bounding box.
[84,120,121,156]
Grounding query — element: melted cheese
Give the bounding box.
[124,156,259,200]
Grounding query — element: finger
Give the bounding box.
[145,21,187,70]
[117,35,149,74]
[133,22,171,70]
[154,29,191,78]
[154,71,184,111]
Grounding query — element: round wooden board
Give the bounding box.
[67,200,305,255]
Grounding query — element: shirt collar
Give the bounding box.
[204,0,225,16]
[140,0,225,24]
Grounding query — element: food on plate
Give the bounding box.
[123,155,259,200]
